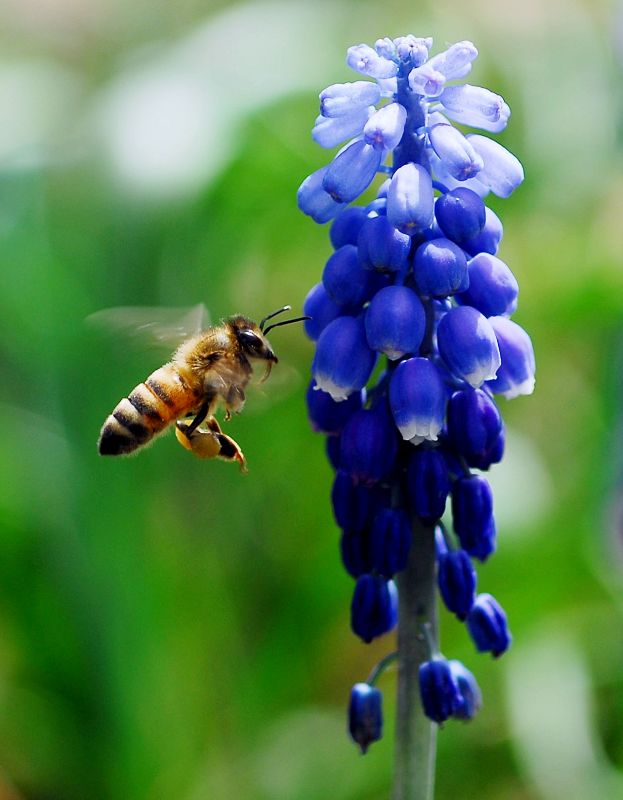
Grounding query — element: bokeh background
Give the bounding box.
[1,0,623,798]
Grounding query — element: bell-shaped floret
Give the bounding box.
[340,404,399,485]
[312,108,373,150]
[306,380,363,436]
[323,140,384,203]
[340,529,373,578]
[435,187,486,244]
[437,306,501,387]
[320,81,381,117]
[449,661,482,720]
[364,102,407,150]
[330,206,368,249]
[466,135,524,198]
[347,43,399,79]
[394,35,432,67]
[413,238,468,298]
[313,316,377,401]
[439,85,510,133]
[462,206,503,256]
[406,449,450,524]
[351,575,398,643]
[387,162,434,236]
[348,683,383,753]
[369,508,412,578]
[303,283,352,341]
[458,253,518,318]
[437,548,477,620]
[298,166,346,223]
[467,593,511,657]
[451,475,496,561]
[322,245,376,307]
[446,387,503,469]
[389,357,447,443]
[357,215,411,272]
[429,124,484,180]
[365,285,426,360]
[486,316,535,399]
[419,658,461,723]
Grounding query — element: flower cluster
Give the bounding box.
[298,35,535,753]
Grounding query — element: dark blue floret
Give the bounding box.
[467,593,511,657]
[330,206,368,249]
[340,404,399,485]
[419,659,461,723]
[457,253,518,318]
[406,448,450,524]
[446,387,503,469]
[306,380,363,436]
[322,245,377,307]
[449,660,482,720]
[326,434,342,470]
[451,476,496,561]
[365,285,426,361]
[351,574,397,643]
[312,315,377,401]
[435,187,486,244]
[462,206,503,256]
[303,283,350,341]
[348,683,383,753]
[332,470,373,533]
[357,215,411,272]
[437,549,477,620]
[340,530,373,578]
[413,237,468,298]
[369,508,412,577]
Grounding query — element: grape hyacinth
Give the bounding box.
[298,35,534,798]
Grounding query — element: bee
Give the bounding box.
[97,306,309,471]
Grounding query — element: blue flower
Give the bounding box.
[298,33,531,742]
[467,593,512,657]
[348,683,383,753]
[419,658,461,723]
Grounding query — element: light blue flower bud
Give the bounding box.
[394,35,432,67]
[320,81,382,117]
[429,124,484,180]
[323,140,383,203]
[313,107,373,149]
[298,166,347,223]
[437,306,501,387]
[458,253,518,317]
[364,103,407,150]
[486,316,535,399]
[365,285,426,360]
[426,41,478,82]
[466,135,524,198]
[408,63,446,97]
[375,37,397,60]
[347,43,398,79]
[439,85,510,133]
[389,357,447,443]
[387,163,434,236]
[313,316,377,401]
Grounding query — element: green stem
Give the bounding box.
[392,518,438,800]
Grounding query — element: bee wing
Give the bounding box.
[87,303,211,354]
[243,362,304,416]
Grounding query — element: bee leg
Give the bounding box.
[183,398,212,437]
[224,385,246,421]
[175,418,247,472]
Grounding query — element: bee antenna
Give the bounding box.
[260,305,291,332]
[263,315,311,336]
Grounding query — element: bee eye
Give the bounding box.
[239,330,263,351]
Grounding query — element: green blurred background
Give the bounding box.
[1,0,623,798]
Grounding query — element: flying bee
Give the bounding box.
[97,306,309,471]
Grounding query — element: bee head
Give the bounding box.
[229,316,278,364]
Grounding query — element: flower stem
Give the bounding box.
[392,518,438,800]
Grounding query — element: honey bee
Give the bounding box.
[97,306,309,471]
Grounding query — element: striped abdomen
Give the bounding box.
[98,365,201,456]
